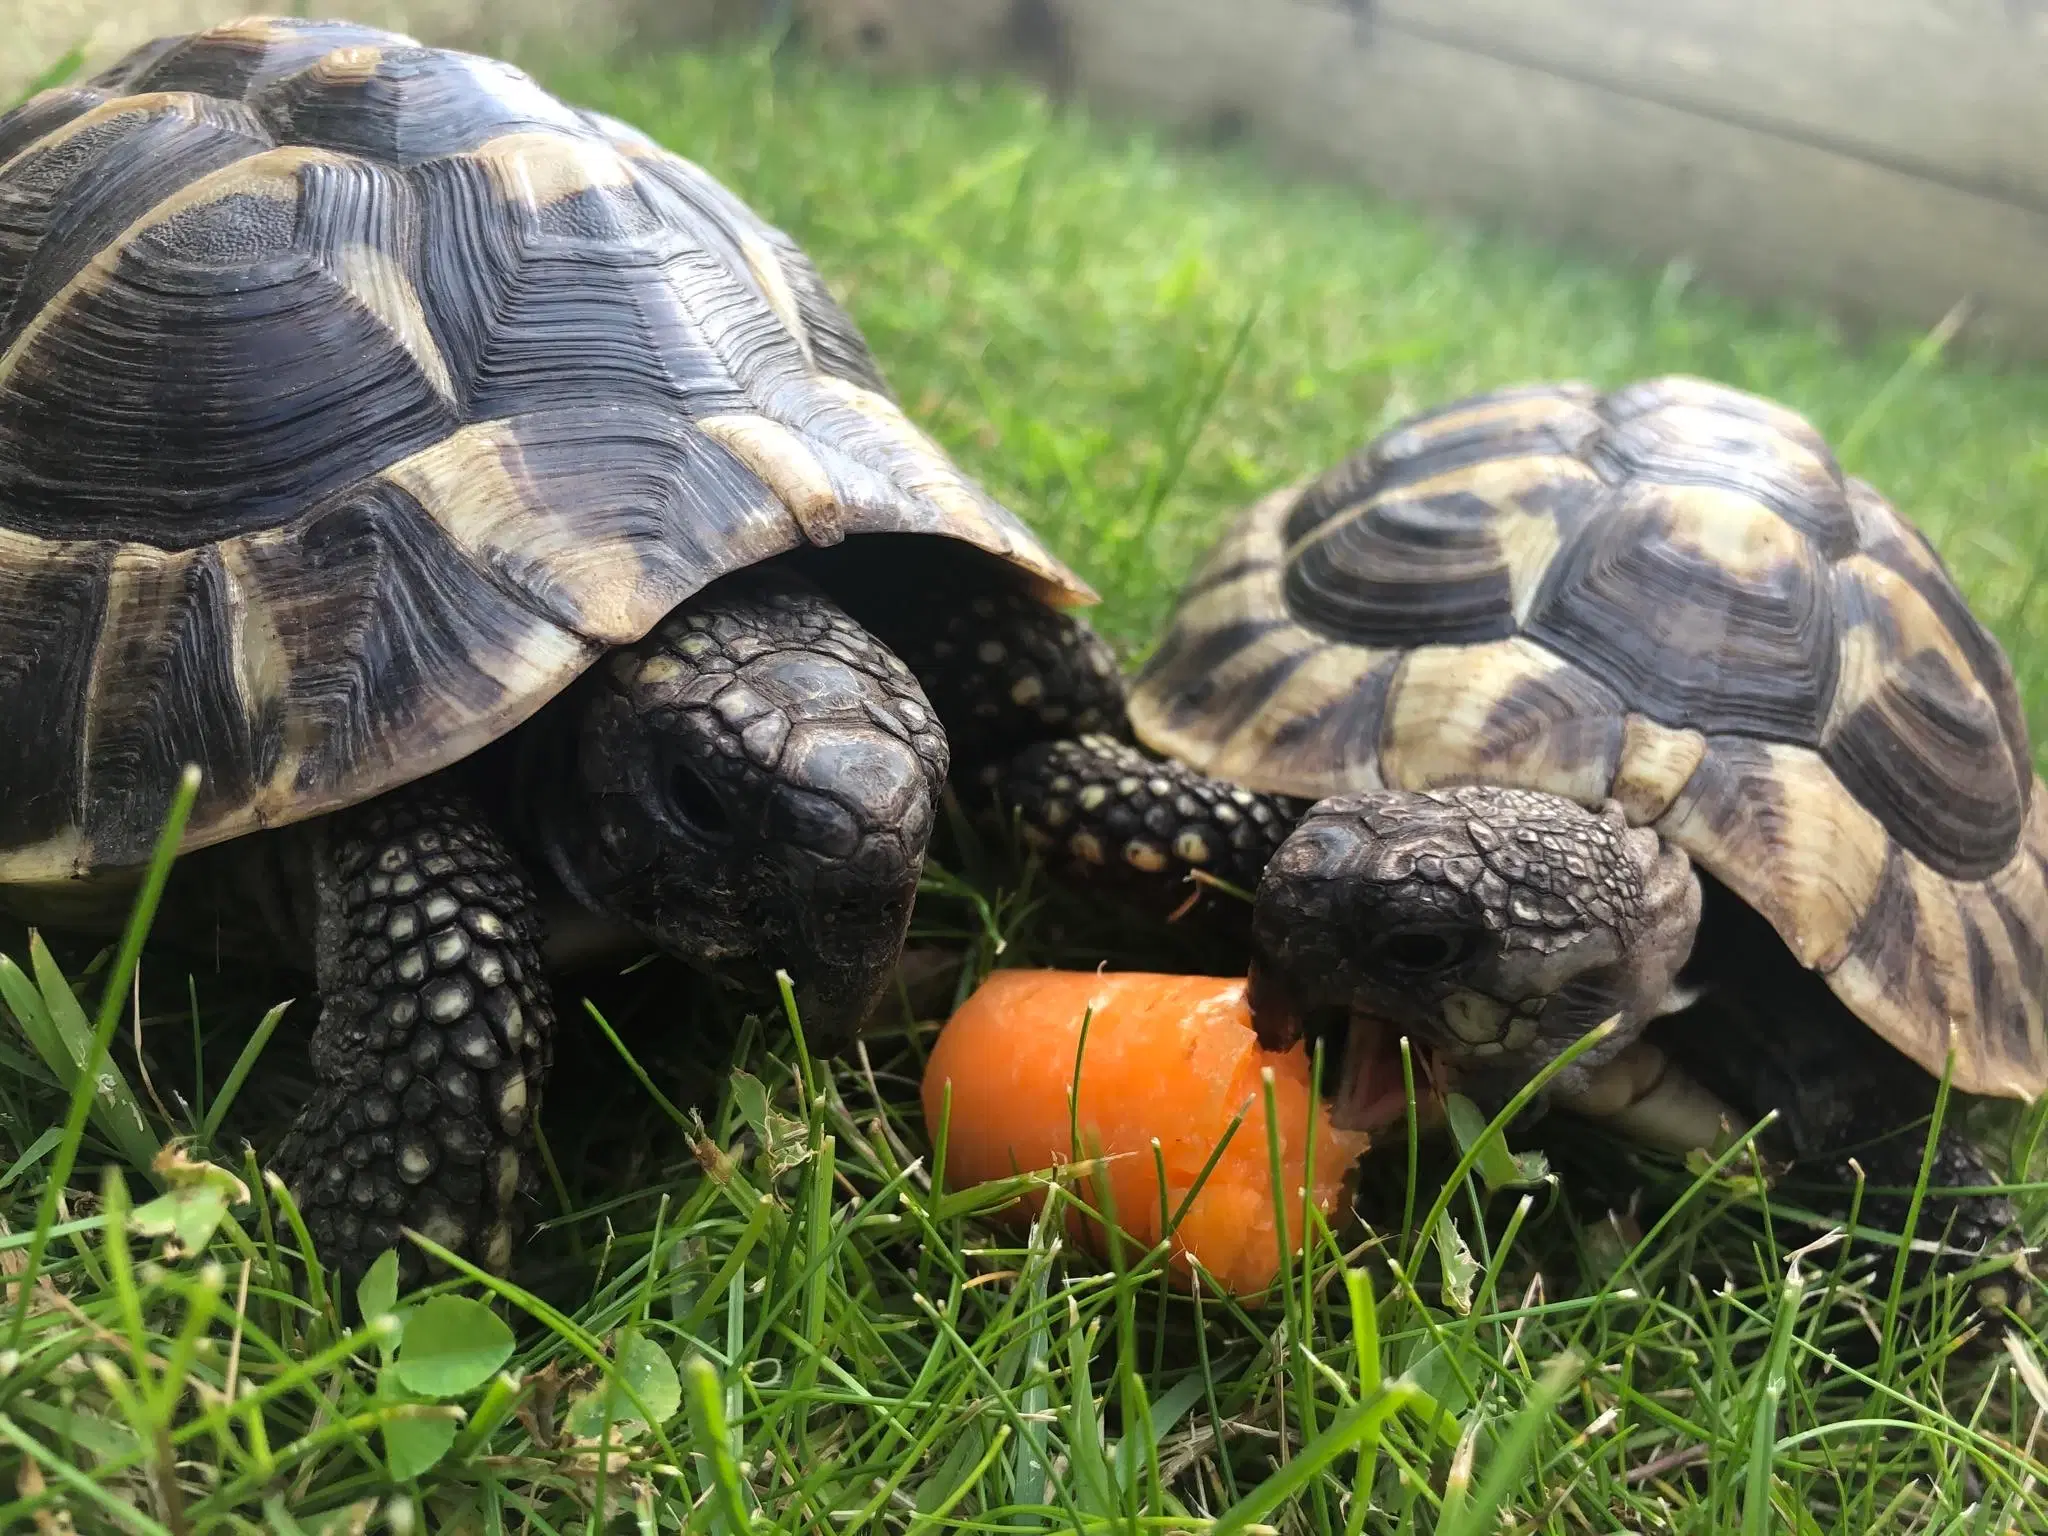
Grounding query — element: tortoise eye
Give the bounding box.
[1370,926,1475,973]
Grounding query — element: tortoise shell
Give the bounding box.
[1131,376,2048,1099]
[0,16,1090,886]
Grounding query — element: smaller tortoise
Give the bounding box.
[0,18,1126,1284]
[1004,376,2044,1296]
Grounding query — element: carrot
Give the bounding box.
[921,969,1372,1296]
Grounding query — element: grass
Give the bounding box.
[6,33,2048,1534]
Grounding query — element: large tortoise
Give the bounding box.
[1003,376,2045,1294]
[0,16,1126,1281]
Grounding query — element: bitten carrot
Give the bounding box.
[921,969,1373,1295]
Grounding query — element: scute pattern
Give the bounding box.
[1131,375,2046,1096]
[0,92,274,348]
[0,17,1090,882]
[95,16,408,101]
[1825,555,2019,877]
[1521,479,1838,742]
[250,44,592,162]
[0,88,102,167]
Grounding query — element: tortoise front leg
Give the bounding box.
[271,782,553,1289]
[998,733,1309,929]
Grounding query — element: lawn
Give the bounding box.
[5,33,2048,1535]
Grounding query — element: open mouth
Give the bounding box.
[1309,1005,1440,1134]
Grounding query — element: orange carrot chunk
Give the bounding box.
[921,969,1371,1296]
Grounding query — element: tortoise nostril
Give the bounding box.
[826,891,906,926]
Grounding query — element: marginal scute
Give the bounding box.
[1608,714,1708,825]
[696,414,844,546]
[1824,554,2021,879]
[74,480,596,873]
[1655,736,1890,973]
[1137,623,1316,781]
[81,543,259,849]
[1204,642,1403,794]
[1130,484,1304,761]
[805,376,1090,604]
[0,530,109,864]
[1826,796,2048,1097]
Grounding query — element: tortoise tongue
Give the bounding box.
[1329,1008,1415,1134]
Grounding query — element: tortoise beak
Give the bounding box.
[783,862,923,1052]
[1245,958,1308,1051]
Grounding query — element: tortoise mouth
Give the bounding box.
[1310,1005,1440,1135]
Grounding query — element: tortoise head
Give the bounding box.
[530,571,947,1048]
[1246,785,1703,1114]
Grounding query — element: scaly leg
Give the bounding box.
[271,782,554,1288]
[999,733,1309,929]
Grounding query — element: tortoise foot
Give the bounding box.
[1830,1123,2031,1326]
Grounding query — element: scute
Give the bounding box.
[1592,376,1857,557]
[1826,801,2048,1099]
[250,44,594,163]
[0,87,105,167]
[0,92,274,349]
[406,135,766,423]
[0,147,464,547]
[1521,478,1838,742]
[1824,554,2021,879]
[0,531,107,858]
[0,17,1091,883]
[1132,373,2045,1095]
[96,15,416,101]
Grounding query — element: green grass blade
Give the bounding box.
[1742,1270,1806,1536]
[8,764,198,1351]
[1438,1351,1584,1536]
[6,44,86,111]
[200,999,292,1146]
[1210,1381,1423,1536]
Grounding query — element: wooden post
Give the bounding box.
[802,0,2048,358]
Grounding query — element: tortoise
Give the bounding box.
[1001,375,2045,1295]
[0,16,1128,1283]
